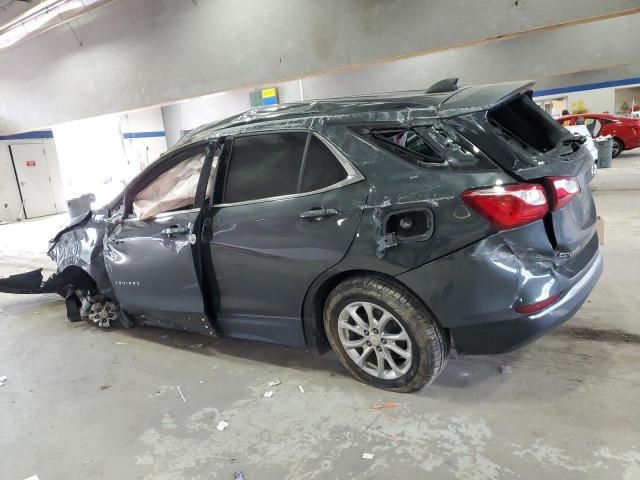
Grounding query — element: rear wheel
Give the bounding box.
[324,275,449,392]
[612,138,624,158]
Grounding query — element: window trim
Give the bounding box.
[216,130,364,208]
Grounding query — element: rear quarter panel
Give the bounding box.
[323,125,515,274]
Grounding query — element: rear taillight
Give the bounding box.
[545,176,580,211]
[461,183,548,230]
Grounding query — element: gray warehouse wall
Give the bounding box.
[300,14,640,99]
[1,0,639,134]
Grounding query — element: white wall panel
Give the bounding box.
[120,108,168,171]
[52,114,128,206]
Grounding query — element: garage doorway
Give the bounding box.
[9,143,58,219]
[535,97,568,118]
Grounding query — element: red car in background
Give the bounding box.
[557,113,640,158]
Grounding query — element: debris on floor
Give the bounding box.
[233,472,245,480]
[362,453,375,460]
[501,365,513,374]
[160,334,170,339]
[267,380,281,387]
[369,402,399,410]
[0,375,7,386]
[115,342,128,345]
[298,385,305,394]
[263,390,274,398]
[217,420,229,432]
[23,475,39,480]
[190,343,205,349]
[100,384,110,390]
[176,385,187,402]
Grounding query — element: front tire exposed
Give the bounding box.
[324,275,449,392]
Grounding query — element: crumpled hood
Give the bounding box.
[48,210,93,249]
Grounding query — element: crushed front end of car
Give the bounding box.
[0,207,121,327]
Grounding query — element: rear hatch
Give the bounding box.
[441,85,598,274]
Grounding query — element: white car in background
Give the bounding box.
[565,124,598,164]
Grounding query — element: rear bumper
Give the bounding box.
[396,227,603,355]
[448,250,602,354]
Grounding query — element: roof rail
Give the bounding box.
[426,78,459,94]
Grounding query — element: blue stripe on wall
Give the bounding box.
[122,131,166,139]
[533,77,640,97]
[0,130,54,140]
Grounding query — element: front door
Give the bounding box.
[104,143,218,335]
[10,143,58,218]
[205,131,368,346]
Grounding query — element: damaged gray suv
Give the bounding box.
[0,79,603,392]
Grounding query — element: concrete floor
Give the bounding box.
[1,152,639,480]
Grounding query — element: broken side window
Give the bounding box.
[414,124,497,170]
[363,124,496,170]
[370,128,444,165]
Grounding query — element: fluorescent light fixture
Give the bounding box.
[0,0,106,50]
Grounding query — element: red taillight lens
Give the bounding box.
[515,292,562,314]
[545,176,580,211]
[461,184,548,230]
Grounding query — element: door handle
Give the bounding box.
[161,226,190,236]
[299,208,339,220]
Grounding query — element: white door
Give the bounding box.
[10,143,58,218]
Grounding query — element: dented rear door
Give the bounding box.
[203,131,368,346]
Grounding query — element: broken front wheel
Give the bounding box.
[80,296,119,328]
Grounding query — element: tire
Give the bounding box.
[612,138,623,158]
[323,275,449,392]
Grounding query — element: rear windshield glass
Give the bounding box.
[488,94,567,153]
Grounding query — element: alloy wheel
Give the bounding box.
[337,301,413,380]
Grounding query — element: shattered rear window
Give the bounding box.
[488,94,567,153]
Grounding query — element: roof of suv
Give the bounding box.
[191,90,453,129]
[174,80,535,149]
